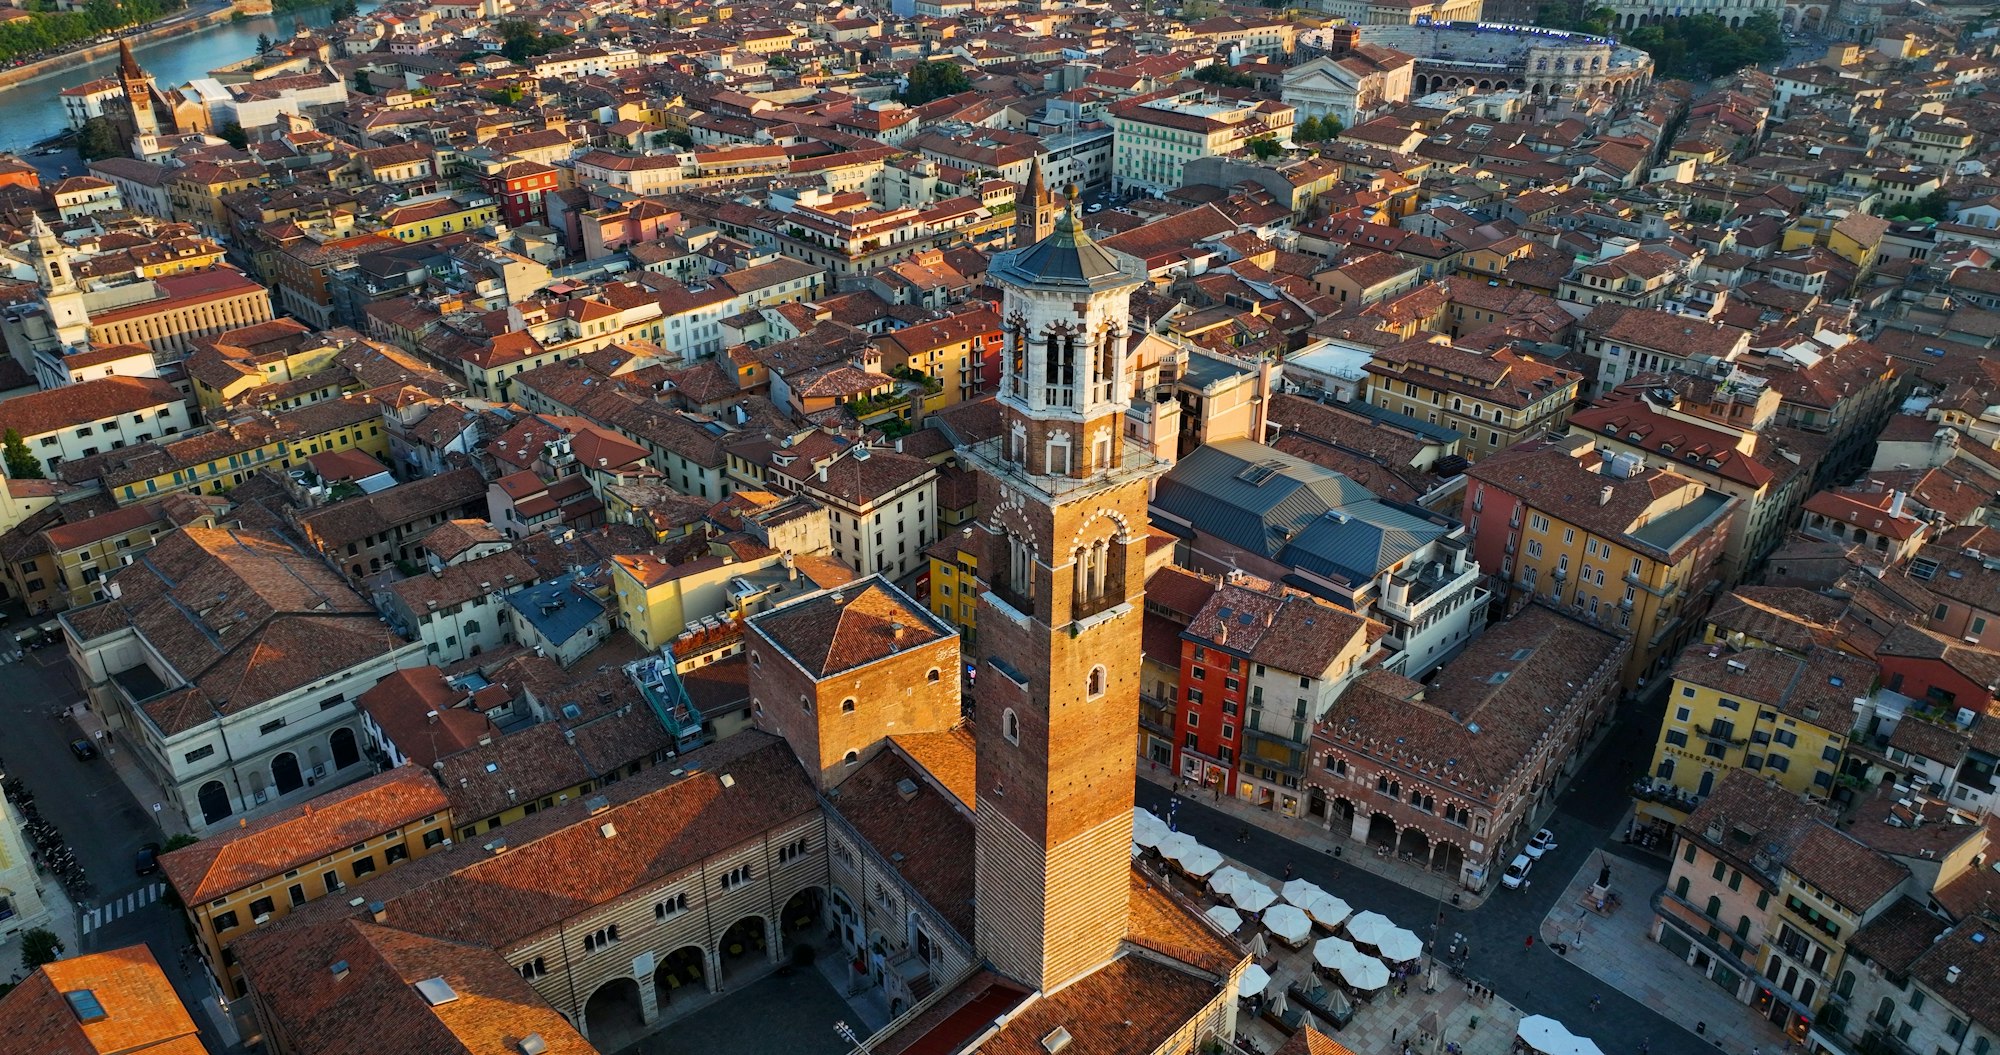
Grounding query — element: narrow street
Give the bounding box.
[0,646,233,1053]
[1135,685,1725,1055]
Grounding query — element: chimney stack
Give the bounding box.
[1599,484,1614,506]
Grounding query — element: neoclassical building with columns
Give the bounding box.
[1303,603,1626,892]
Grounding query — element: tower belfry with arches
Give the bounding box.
[966,183,1168,992]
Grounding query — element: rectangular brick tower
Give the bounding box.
[968,191,1161,992]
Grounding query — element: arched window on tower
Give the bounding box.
[1008,535,1034,601]
[1075,538,1109,611]
[1046,329,1076,407]
[1094,327,1117,404]
[1087,666,1107,698]
[1008,317,1027,398]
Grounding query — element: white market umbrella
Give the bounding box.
[1517,1015,1575,1055]
[1156,831,1198,861]
[1178,843,1223,878]
[1230,879,1279,914]
[1374,926,1424,963]
[1269,989,1289,1016]
[1262,904,1312,946]
[1237,962,1272,998]
[1337,954,1390,992]
[1313,935,1364,971]
[1209,865,1252,898]
[1132,808,1168,848]
[1281,878,1331,909]
[1247,931,1269,958]
[1304,892,1352,930]
[1206,904,1244,932]
[1345,910,1397,947]
[1567,1037,1605,1055]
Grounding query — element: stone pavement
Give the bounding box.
[1539,852,1794,1054]
[1193,844,1528,1055]
[64,700,194,839]
[1140,766,1480,909]
[616,962,860,1055]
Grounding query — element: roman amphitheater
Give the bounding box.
[1356,21,1656,101]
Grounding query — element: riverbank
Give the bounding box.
[0,0,240,94]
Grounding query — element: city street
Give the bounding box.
[0,645,231,1053]
[1135,685,1728,1055]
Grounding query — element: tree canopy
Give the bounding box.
[76,116,127,161]
[0,0,188,64]
[495,19,571,62]
[3,429,42,480]
[897,61,971,105]
[1625,13,1786,80]
[1193,63,1253,88]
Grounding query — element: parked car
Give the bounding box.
[1502,853,1533,889]
[134,843,160,876]
[69,738,97,761]
[1525,828,1558,859]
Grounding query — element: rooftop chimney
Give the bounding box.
[1599,484,1614,506]
[1889,490,1908,519]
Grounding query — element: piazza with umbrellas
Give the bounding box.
[1133,807,1605,1055]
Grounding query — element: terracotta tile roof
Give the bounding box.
[1125,870,1242,975]
[70,527,407,733]
[1705,586,1852,654]
[1671,643,1875,728]
[0,375,183,440]
[261,733,816,952]
[833,742,976,940]
[384,549,537,613]
[161,767,450,906]
[1319,604,1626,799]
[1846,896,1949,976]
[0,944,203,1055]
[749,576,948,679]
[294,466,487,551]
[1274,1029,1363,1055]
[1145,565,1218,621]
[1787,823,1909,916]
[890,726,976,808]
[356,666,500,770]
[235,917,594,1055]
[979,955,1224,1055]
[421,519,504,563]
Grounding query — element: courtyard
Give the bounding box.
[613,959,867,1055]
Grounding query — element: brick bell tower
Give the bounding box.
[1014,157,1056,249]
[968,185,1160,992]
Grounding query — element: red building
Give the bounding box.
[1876,623,2000,718]
[481,160,560,228]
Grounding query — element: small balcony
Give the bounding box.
[1695,723,1746,747]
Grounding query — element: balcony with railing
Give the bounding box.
[958,434,1162,501]
[1696,723,1746,747]
[1138,693,1174,736]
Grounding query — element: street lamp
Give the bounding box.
[835,1020,863,1053]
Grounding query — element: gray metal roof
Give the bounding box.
[1153,439,1450,585]
[990,204,1143,291]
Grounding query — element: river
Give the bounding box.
[0,0,382,156]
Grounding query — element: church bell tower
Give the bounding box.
[1013,157,1056,249]
[969,186,1159,993]
[117,41,158,139]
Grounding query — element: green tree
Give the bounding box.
[1295,116,1323,142]
[351,68,373,94]
[255,31,271,52]
[1192,63,1252,88]
[496,19,569,62]
[3,430,42,480]
[217,121,247,149]
[1247,136,1283,160]
[19,928,61,972]
[897,60,971,105]
[162,833,198,851]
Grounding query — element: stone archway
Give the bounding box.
[653,945,708,1010]
[272,752,304,796]
[1366,812,1396,849]
[583,977,645,1050]
[782,888,825,938]
[1334,797,1357,835]
[718,916,769,985]
[331,727,360,770]
[1432,841,1465,876]
[1397,826,1431,863]
[198,780,231,825]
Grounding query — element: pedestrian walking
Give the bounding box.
[1283,862,1295,880]
[1524,934,1535,951]
[1589,995,1601,1012]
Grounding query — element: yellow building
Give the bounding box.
[1464,435,1740,687]
[1640,642,1875,828]
[187,324,343,411]
[133,236,227,279]
[107,395,389,506]
[612,544,845,652]
[158,767,452,1000]
[41,494,227,607]
[379,191,502,243]
[923,529,987,648]
[1364,338,1582,461]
